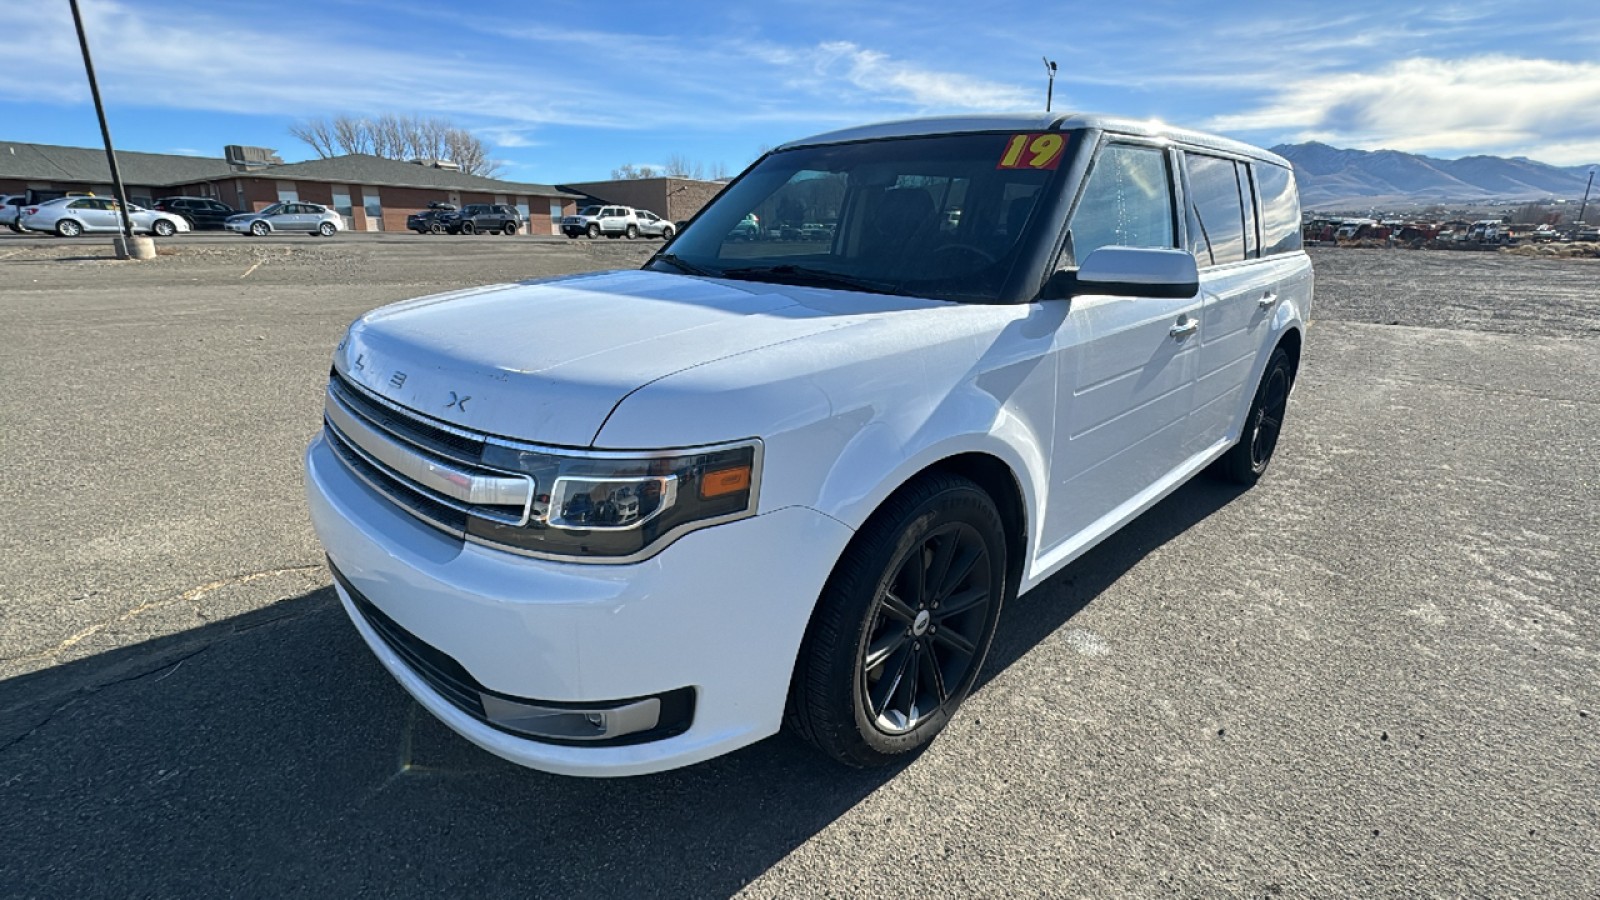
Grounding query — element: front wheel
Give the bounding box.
[502,223,518,236]
[624,224,638,239]
[318,221,336,237]
[151,219,176,237]
[587,223,600,239]
[1213,346,1294,485]
[788,473,1007,767]
[250,220,270,237]
[458,221,475,235]
[660,226,675,241]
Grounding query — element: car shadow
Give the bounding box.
[0,476,1243,898]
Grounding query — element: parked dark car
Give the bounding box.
[152,196,238,230]
[447,203,522,235]
[406,203,458,234]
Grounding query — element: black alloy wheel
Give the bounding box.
[459,221,475,235]
[788,473,1007,767]
[1213,345,1294,484]
[429,222,443,234]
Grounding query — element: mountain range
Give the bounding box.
[1269,142,1598,210]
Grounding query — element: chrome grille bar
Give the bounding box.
[323,386,535,527]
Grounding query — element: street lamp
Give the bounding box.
[69,0,145,258]
[1579,168,1595,226]
[1043,57,1058,112]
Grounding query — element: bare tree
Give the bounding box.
[288,114,500,175]
[288,119,336,159]
[611,163,657,180]
[663,153,705,180]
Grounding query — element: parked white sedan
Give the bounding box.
[225,202,344,237]
[19,197,192,237]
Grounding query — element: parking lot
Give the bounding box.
[1,237,1597,897]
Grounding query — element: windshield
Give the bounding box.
[579,206,601,216]
[652,132,1068,303]
[259,203,286,215]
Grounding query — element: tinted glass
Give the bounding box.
[1241,166,1259,258]
[655,132,1063,304]
[1256,163,1303,255]
[1186,153,1247,266]
[1068,143,1174,262]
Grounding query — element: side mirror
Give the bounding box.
[1044,247,1200,300]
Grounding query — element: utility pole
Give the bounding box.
[1043,57,1058,112]
[1579,169,1595,226]
[69,0,135,240]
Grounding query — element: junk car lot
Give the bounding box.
[1,241,1596,897]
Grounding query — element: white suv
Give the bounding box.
[561,204,641,239]
[307,114,1312,776]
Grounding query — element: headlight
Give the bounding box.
[470,439,761,561]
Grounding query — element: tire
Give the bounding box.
[587,223,600,239]
[1213,345,1294,485]
[318,221,336,237]
[625,224,638,239]
[503,222,517,236]
[250,220,270,237]
[788,473,1008,767]
[152,219,176,237]
[429,222,443,235]
[459,221,475,235]
[56,219,83,237]
[661,226,675,241]
[6,224,20,234]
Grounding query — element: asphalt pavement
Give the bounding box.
[1,239,1596,897]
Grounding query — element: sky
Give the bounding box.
[3,0,1597,185]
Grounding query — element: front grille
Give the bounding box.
[323,370,530,538]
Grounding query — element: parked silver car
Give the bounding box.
[633,209,676,240]
[225,202,344,237]
[2,194,29,232]
[18,196,193,237]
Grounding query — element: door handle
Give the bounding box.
[1169,318,1198,339]
[1257,293,1278,308]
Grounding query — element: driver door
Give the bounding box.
[1039,141,1202,558]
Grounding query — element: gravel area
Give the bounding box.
[1,237,1596,898]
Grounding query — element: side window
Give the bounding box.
[1067,143,1175,263]
[1185,153,1247,266]
[1256,164,1303,255]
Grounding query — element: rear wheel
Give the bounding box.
[625,224,638,239]
[56,219,83,237]
[788,473,1007,767]
[429,222,443,235]
[1213,346,1294,485]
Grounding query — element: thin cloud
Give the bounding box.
[1209,55,1600,163]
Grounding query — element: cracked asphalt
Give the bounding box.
[1,237,1597,897]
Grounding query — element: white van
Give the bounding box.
[306,113,1312,776]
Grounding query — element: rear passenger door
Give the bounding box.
[1183,152,1281,453]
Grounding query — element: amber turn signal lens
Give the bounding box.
[700,465,751,499]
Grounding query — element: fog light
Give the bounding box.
[479,694,661,742]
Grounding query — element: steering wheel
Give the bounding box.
[932,242,998,268]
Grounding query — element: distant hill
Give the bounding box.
[1270,142,1598,209]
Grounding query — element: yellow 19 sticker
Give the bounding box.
[997,133,1066,170]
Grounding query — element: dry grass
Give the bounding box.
[1500,242,1600,259]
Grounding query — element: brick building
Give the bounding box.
[1,140,582,234]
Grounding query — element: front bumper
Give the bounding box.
[305,433,854,776]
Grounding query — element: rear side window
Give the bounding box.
[1256,163,1303,255]
[1067,143,1175,263]
[1185,153,1248,267]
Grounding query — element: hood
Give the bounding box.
[335,269,860,446]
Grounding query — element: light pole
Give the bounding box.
[69,0,138,250]
[1579,168,1595,226]
[1043,57,1057,112]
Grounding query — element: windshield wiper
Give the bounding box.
[650,253,720,277]
[717,264,898,295]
